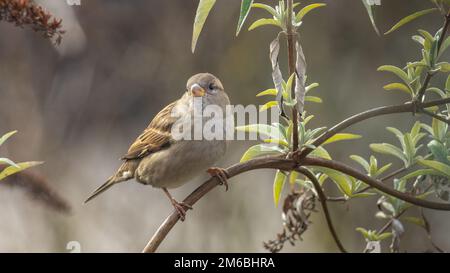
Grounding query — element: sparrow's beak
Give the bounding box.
[190,83,205,97]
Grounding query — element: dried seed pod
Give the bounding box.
[0,0,64,44]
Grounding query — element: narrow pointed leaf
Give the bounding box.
[417,159,450,178]
[0,161,43,181]
[240,144,284,163]
[236,0,254,36]
[383,83,412,94]
[377,65,410,85]
[273,170,287,206]
[305,96,322,103]
[260,101,278,112]
[0,130,17,147]
[323,133,362,145]
[370,143,408,165]
[248,18,280,31]
[256,88,277,97]
[0,158,19,168]
[350,155,370,172]
[251,3,278,18]
[192,0,217,53]
[385,8,438,35]
[295,3,326,22]
[361,0,380,35]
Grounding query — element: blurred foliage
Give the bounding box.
[0,131,42,181]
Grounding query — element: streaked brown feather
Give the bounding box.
[122,100,178,160]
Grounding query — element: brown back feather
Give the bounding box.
[121,100,178,160]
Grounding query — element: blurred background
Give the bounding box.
[0,0,448,252]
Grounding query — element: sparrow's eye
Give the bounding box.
[208,83,215,91]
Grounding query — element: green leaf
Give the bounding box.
[361,0,380,35]
[248,18,280,31]
[417,159,450,178]
[192,0,217,53]
[437,62,450,72]
[350,155,370,172]
[306,83,319,93]
[289,171,299,185]
[295,3,326,23]
[375,163,392,178]
[0,161,43,181]
[438,36,450,59]
[236,124,284,140]
[251,3,278,18]
[260,101,278,112]
[240,144,285,163]
[370,143,408,166]
[385,8,438,35]
[263,138,289,147]
[377,65,410,86]
[399,169,439,181]
[446,75,450,91]
[310,146,331,160]
[273,170,287,207]
[377,232,393,241]
[418,29,435,51]
[236,0,254,36]
[356,227,371,240]
[323,133,362,145]
[256,88,277,97]
[428,139,450,164]
[317,167,353,196]
[432,117,448,141]
[0,130,17,147]
[383,83,412,94]
[305,96,322,103]
[0,158,19,168]
[402,216,426,228]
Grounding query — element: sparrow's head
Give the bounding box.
[186,73,229,108]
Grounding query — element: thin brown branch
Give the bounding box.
[142,98,450,252]
[296,98,450,161]
[297,167,347,253]
[302,157,450,211]
[421,109,450,125]
[143,152,450,252]
[142,156,296,253]
[328,166,409,201]
[286,0,299,152]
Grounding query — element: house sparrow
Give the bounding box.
[85,73,230,220]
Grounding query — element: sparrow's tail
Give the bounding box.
[84,178,117,204]
[84,160,138,204]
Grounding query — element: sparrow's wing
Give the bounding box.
[122,101,178,160]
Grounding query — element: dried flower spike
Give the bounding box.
[0,0,64,45]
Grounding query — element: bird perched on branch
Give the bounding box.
[84,73,230,220]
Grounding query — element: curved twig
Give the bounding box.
[143,98,450,253]
[302,157,450,211]
[297,98,450,160]
[297,167,348,253]
[142,156,296,253]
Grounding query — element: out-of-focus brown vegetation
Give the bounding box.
[0,164,71,214]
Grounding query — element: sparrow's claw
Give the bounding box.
[170,199,192,221]
[207,167,229,191]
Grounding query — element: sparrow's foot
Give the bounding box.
[207,167,229,191]
[162,187,192,221]
[170,199,192,221]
